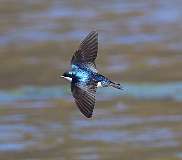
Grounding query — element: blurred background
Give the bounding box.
[0,0,182,159]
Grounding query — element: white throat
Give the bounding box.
[64,77,72,82]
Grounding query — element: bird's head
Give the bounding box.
[60,71,72,82]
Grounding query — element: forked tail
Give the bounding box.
[109,81,123,90]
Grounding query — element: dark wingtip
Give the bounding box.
[89,30,98,36]
[91,29,97,33]
[85,114,92,118]
[81,112,92,118]
[85,111,93,118]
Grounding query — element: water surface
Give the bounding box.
[0,0,182,159]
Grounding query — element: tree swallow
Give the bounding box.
[61,31,122,118]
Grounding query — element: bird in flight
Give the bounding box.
[61,31,122,118]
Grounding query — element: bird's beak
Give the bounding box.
[60,75,64,78]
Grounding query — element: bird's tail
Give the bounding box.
[109,81,123,90]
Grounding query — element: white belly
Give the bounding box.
[97,82,102,88]
[64,77,72,82]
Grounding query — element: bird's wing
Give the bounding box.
[71,80,97,118]
[82,62,98,73]
[71,31,98,67]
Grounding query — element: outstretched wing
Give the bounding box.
[71,81,97,118]
[71,31,98,65]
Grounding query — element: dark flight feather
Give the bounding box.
[71,81,97,118]
[71,31,98,65]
